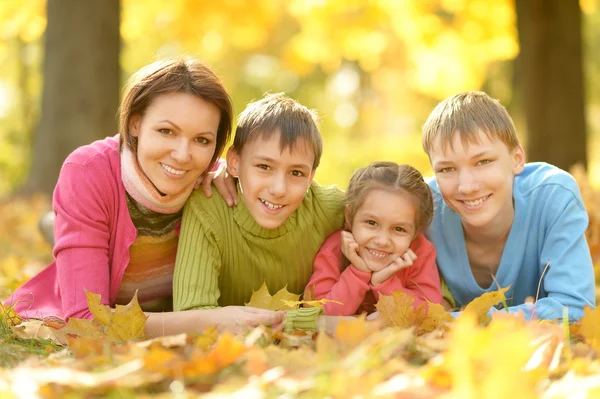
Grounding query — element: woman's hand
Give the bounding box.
[196,161,238,207]
[214,306,285,333]
[370,249,416,286]
[341,231,371,273]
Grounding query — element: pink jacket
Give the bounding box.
[7,136,138,320]
[307,230,442,315]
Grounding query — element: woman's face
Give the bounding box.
[130,92,221,195]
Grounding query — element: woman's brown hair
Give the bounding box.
[118,57,233,169]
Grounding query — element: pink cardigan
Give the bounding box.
[307,230,443,315]
[6,136,138,320]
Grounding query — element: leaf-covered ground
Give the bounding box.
[1,168,600,398]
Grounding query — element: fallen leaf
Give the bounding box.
[375,290,427,329]
[64,318,105,341]
[10,319,67,346]
[106,293,147,343]
[0,303,22,326]
[65,290,147,343]
[208,332,246,369]
[334,314,375,347]
[282,298,344,309]
[463,285,511,324]
[579,306,600,355]
[419,303,454,333]
[245,282,300,311]
[426,312,542,399]
[85,291,113,326]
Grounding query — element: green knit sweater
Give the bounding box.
[173,181,345,310]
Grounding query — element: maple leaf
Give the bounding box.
[578,306,600,355]
[375,290,427,329]
[245,282,300,311]
[420,303,454,333]
[463,285,511,324]
[65,290,148,343]
[106,294,147,343]
[281,298,343,309]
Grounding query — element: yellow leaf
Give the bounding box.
[0,303,22,326]
[66,291,147,343]
[420,302,454,333]
[245,282,300,311]
[85,290,112,326]
[64,318,105,340]
[375,290,427,329]
[282,298,343,309]
[429,313,542,399]
[463,285,511,324]
[578,306,600,355]
[106,293,148,343]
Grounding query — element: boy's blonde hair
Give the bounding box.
[422,91,520,155]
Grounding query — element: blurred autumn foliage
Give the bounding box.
[2,0,600,196]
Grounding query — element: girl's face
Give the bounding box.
[348,188,417,272]
[131,92,221,195]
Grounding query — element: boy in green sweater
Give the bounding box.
[173,93,345,329]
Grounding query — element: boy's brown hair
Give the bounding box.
[422,91,520,155]
[119,57,233,169]
[232,93,322,170]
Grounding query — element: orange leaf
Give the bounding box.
[208,332,246,369]
[334,314,369,346]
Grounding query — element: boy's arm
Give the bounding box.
[371,235,443,307]
[308,232,371,316]
[512,195,595,321]
[173,197,223,311]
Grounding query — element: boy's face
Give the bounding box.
[428,130,525,232]
[226,132,316,229]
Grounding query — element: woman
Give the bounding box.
[6,58,285,335]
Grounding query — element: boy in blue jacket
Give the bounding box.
[422,91,595,321]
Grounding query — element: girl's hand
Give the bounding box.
[370,249,417,286]
[341,231,370,273]
[214,306,285,333]
[196,162,238,207]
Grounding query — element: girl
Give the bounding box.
[307,161,442,316]
[5,58,285,334]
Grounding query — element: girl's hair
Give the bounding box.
[340,161,434,271]
[118,57,233,169]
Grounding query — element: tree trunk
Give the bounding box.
[23,0,120,196]
[514,0,587,171]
